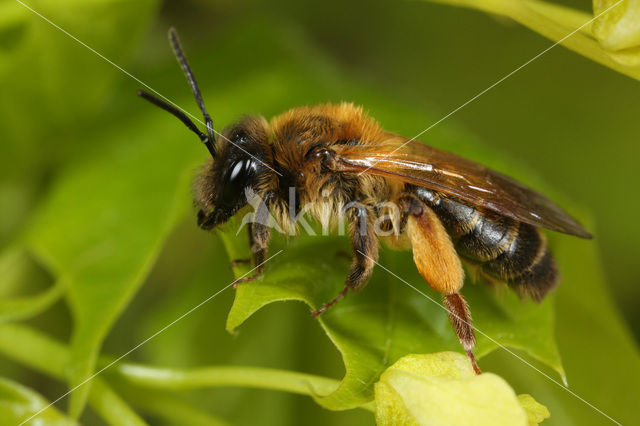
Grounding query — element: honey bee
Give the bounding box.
[138,28,592,374]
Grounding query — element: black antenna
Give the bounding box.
[136,27,216,157]
[168,28,216,149]
[136,90,216,157]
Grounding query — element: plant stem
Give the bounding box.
[112,363,376,412]
[114,362,339,396]
[0,323,147,426]
[89,379,148,426]
[0,278,67,323]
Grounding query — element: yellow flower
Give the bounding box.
[593,0,640,65]
[374,352,549,426]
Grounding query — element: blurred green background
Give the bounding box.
[0,0,638,425]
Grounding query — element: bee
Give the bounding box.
[138,28,592,374]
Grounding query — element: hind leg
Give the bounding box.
[403,196,481,374]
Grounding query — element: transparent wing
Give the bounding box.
[334,137,592,238]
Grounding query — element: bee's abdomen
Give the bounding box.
[412,187,558,300]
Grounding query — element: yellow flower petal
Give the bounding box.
[593,0,640,65]
[593,0,640,50]
[518,394,551,426]
[374,353,549,426]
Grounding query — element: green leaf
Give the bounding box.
[0,0,159,180]
[222,227,563,410]
[1,5,164,416]
[374,352,549,425]
[0,376,77,426]
[22,112,202,416]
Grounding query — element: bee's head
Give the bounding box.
[137,27,273,230]
[193,117,272,229]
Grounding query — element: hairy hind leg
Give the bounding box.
[404,196,481,374]
[444,293,480,374]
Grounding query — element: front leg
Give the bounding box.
[198,192,274,285]
[233,192,275,284]
[313,207,379,316]
[234,221,271,286]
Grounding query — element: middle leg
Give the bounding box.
[312,206,379,316]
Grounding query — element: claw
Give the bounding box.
[466,349,482,375]
[232,271,261,288]
[311,286,349,317]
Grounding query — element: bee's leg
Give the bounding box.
[229,258,251,268]
[229,225,254,268]
[444,292,479,374]
[234,222,271,287]
[404,197,481,374]
[312,207,378,316]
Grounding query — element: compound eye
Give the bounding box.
[228,159,257,182]
[228,160,245,182]
[220,159,257,206]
